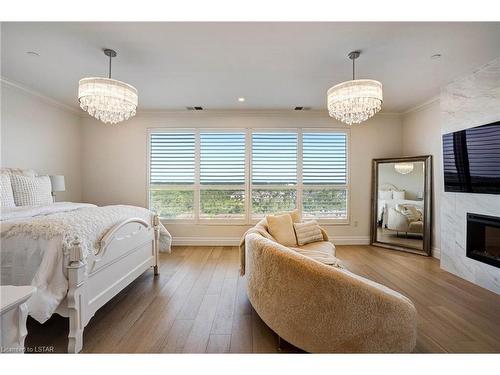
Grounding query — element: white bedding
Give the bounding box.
[0,202,171,323]
[377,199,424,225]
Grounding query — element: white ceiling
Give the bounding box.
[2,22,500,112]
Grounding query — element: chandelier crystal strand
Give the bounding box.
[78,49,138,125]
[327,51,383,125]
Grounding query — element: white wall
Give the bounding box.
[402,100,442,257]
[81,111,404,244]
[1,80,82,202]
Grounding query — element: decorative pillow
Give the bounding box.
[293,220,324,246]
[396,204,420,222]
[416,208,424,221]
[10,174,53,206]
[0,174,16,208]
[378,190,393,200]
[393,190,405,200]
[277,209,301,223]
[266,213,297,247]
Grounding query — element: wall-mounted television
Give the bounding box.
[443,121,500,194]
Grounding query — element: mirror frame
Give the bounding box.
[370,155,432,256]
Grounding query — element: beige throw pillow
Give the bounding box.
[395,204,420,222]
[293,220,323,246]
[276,209,301,223]
[266,213,297,247]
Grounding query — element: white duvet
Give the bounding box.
[0,202,171,323]
[377,198,424,224]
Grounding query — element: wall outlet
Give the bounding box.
[354,220,358,227]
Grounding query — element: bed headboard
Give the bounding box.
[379,183,398,191]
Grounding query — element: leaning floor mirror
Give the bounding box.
[371,155,432,256]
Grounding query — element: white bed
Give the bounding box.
[1,201,171,353]
[378,199,424,226]
[377,183,423,227]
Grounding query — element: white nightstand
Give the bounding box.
[0,285,36,353]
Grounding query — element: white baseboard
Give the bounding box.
[431,247,441,259]
[172,236,371,246]
[331,236,371,245]
[172,237,241,246]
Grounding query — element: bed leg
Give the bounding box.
[153,215,160,276]
[67,238,87,353]
[68,319,83,354]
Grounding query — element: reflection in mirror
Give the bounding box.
[371,156,432,255]
[376,161,424,250]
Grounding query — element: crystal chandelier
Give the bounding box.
[78,49,138,125]
[394,162,414,175]
[327,51,383,125]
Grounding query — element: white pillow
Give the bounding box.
[0,168,37,177]
[378,190,393,200]
[293,220,323,246]
[10,174,53,206]
[1,174,16,208]
[393,190,405,200]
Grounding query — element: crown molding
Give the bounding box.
[134,108,402,119]
[1,76,82,116]
[403,95,440,115]
[1,77,404,119]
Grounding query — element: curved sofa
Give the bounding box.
[244,232,417,353]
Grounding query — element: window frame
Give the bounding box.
[148,127,350,225]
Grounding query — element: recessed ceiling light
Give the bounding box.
[238,97,245,102]
[26,51,40,57]
[431,54,442,60]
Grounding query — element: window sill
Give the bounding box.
[159,219,350,226]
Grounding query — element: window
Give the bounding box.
[149,129,348,223]
[200,132,246,219]
[302,132,348,219]
[251,132,297,218]
[149,132,195,219]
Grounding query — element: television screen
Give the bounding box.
[443,121,500,194]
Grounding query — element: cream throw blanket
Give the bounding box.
[1,203,172,258]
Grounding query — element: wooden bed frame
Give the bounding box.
[56,214,161,353]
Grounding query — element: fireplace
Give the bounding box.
[466,213,500,268]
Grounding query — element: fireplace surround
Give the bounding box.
[466,213,500,268]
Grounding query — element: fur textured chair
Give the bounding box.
[243,232,418,353]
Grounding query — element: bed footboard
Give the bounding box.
[66,215,160,353]
[67,239,86,354]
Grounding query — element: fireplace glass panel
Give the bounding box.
[466,213,500,268]
[484,226,500,261]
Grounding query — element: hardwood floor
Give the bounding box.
[25,245,500,353]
